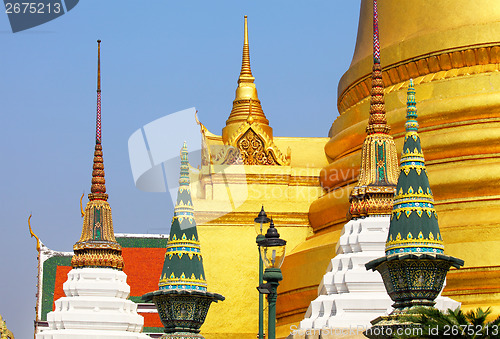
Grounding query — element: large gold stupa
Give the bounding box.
[277,0,500,336]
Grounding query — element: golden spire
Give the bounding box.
[239,15,254,83]
[348,0,398,219]
[222,15,272,144]
[71,40,123,270]
[366,63,390,134]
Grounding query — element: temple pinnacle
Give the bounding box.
[366,0,390,135]
[239,15,254,83]
[96,39,102,143]
[91,39,106,199]
[222,15,272,144]
[348,0,398,218]
[385,79,444,255]
[72,40,123,270]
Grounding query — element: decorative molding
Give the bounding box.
[226,121,290,166]
[339,43,500,114]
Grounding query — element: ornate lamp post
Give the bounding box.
[254,207,271,339]
[257,220,287,339]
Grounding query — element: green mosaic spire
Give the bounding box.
[385,80,444,255]
[159,142,207,291]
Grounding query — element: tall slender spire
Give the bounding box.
[385,80,444,255]
[96,39,101,144]
[222,15,272,144]
[373,0,380,63]
[239,15,254,82]
[366,0,390,135]
[91,39,106,197]
[348,0,398,218]
[72,40,123,270]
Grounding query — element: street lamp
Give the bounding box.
[257,219,287,339]
[254,206,271,339]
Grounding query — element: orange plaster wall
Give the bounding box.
[53,266,72,310]
[122,247,166,297]
[140,312,163,327]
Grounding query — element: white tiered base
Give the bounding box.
[299,216,460,331]
[37,267,149,339]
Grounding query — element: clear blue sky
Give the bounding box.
[0,1,361,337]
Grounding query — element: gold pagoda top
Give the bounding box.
[71,40,124,270]
[222,15,271,142]
[222,16,289,166]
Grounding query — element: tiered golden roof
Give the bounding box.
[71,40,123,270]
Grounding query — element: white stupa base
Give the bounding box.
[37,267,149,339]
[298,216,461,331]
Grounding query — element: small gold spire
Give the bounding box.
[366,63,390,134]
[239,15,254,83]
[347,0,398,219]
[90,143,107,200]
[222,15,272,144]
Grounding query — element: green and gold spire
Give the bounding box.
[385,80,444,255]
[71,40,124,270]
[348,0,399,219]
[159,142,207,291]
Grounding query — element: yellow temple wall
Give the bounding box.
[188,134,328,338]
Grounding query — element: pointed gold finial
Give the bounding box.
[80,193,85,217]
[28,214,40,253]
[239,15,254,82]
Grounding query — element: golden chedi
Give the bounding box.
[278,0,500,335]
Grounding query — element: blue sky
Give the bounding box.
[0,1,361,337]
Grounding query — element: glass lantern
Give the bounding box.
[254,206,271,236]
[259,219,287,269]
